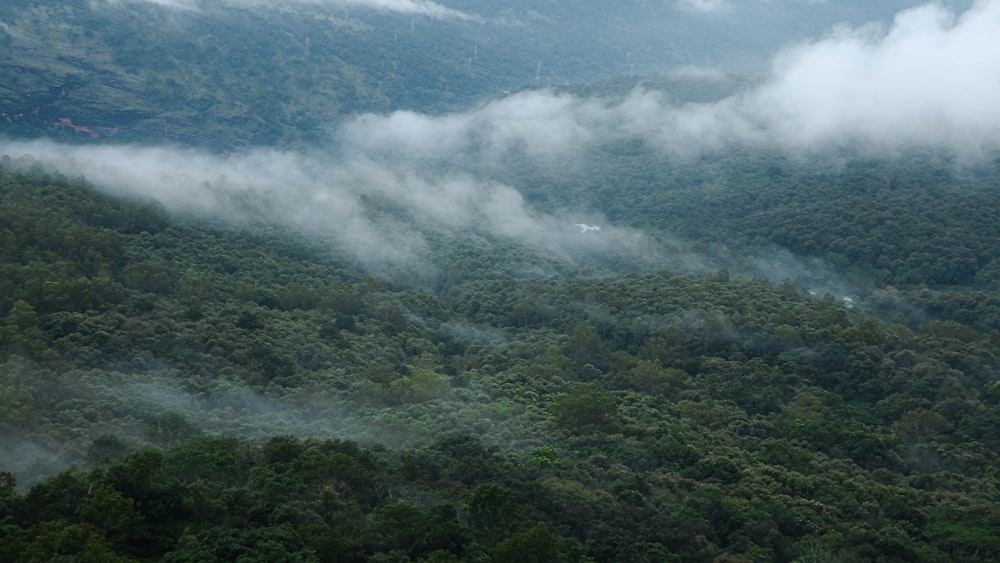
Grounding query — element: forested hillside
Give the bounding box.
[1,0,497,147]
[503,143,1000,323]
[3,157,1000,561]
[3,0,1000,561]
[0,0,956,148]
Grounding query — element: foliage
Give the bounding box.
[3,141,1000,561]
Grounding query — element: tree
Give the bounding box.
[892,409,953,443]
[0,299,49,359]
[371,502,465,559]
[75,484,144,543]
[121,259,175,294]
[550,383,618,430]
[18,521,137,563]
[161,527,319,563]
[177,268,214,301]
[493,522,571,563]
[467,483,517,547]
[146,413,203,447]
[562,321,607,370]
[0,471,18,528]
[627,360,686,395]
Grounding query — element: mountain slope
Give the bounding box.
[0,0,967,148]
[2,163,1000,561]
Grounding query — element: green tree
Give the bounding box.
[121,259,174,294]
[562,321,607,370]
[162,527,319,563]
[0,357,42,427]
[19,521,138,563]
[467,483,517,547]
[75,484,144,543]
[892,409,953,442]
[146,413,204,447]
[627,360,686,395]
[493,522,571,563]
[0,299,49,359]
[550,383,618,430]
[177,268,214,301]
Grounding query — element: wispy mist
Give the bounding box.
[1,139,668,274]
[345,1,1000,159]
[93,0,200,10]
[4,1,996,281]
[312,0,481,21]
[96,0,482,20]
[675,0,733,15]
[747,0,1000,153]
[0,360,546,484]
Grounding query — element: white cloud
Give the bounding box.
[675,0,732,14]
[341,90,604,162]
[743,0,1000,151]
[0,139,665,272]
[344,0,1000,158]
[98,0,481,20]
[4,1,998,274]
[320,0,481,21]
[667,65,728,80]
[94,0,199,9]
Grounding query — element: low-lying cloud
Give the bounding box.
[97,0,482,20]
[93,0,199,9]
[3,1,997,278]
[1,139,667,274]
[675,0,733,14]
[72,1,1000,162]
[315,0,480,21]
[748,0,1000,152]
[343,0,1000,160]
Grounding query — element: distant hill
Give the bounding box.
[0,0,498,147]
[0,0,965,148]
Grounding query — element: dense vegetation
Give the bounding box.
[509,143,1000,304]
[1,0,498,147]
[3,1,1000,561]
[2,154,1000,561]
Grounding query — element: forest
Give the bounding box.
[2,149,1000,561]
[3,0,1000,561]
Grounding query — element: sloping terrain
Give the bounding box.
[2,1,1000,561]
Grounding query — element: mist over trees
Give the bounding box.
[2,0,1000,561]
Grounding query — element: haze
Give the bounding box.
[4,2,998,270]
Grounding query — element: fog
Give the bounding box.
[0,359,543,485]
[344,1,1000,160]
[339,0,1000,162]
[750,0,1000,152]
[4,0,996,499]
[94,0,198,9]
[675,0,732,14]
[307,0,480,21]
[98,0,480,20]
[1,139,669,275]
[4,1,996,282]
